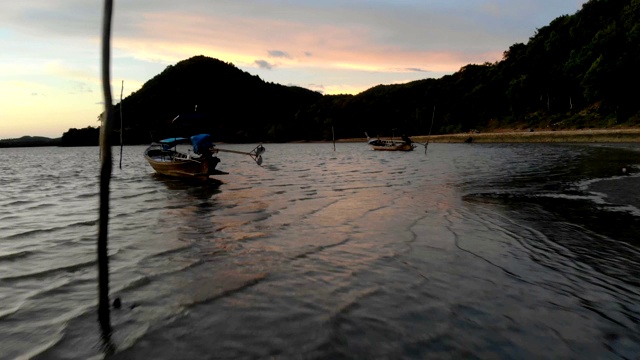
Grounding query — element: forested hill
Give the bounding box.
[86,0,638,145]
[111,56,322,144]
[326,0,640,138]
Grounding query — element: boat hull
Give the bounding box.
[144,146,226,180]
[369,143,415,151]
[367,137,416,151]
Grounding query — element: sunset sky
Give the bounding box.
[0,1,587,139]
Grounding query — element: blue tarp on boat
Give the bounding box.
[156,135,214,154]
[158,137,190,150]
[190,134,214,155]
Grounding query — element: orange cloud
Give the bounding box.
[115,11,485,77]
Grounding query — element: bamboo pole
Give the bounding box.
[98,0,114,336]
[119,80,124,169]
[425,105,435,155]
[332,126,335,151]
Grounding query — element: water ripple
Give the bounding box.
[1,144,640,359]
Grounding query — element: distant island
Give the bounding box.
[0,136,61,148]
[2,0,638,147]
[0,127,99,147]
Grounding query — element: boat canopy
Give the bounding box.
[159,137,190,150]
[190,134,214,155]
[156,134,214,154]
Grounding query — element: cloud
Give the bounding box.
[268,50,291,59]
[254,60,273,70]
[2,1,101,38]
[70,81,93,94]
[306,83,325,94]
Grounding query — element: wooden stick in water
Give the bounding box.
[119,80,123,169]
[332,126,335,151]
[98,0,114,337]
[425,105,435,155]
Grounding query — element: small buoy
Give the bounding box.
[113,297,121,309]
[622,167,627,174]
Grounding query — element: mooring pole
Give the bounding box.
[119,80,124,169]
[425,105,435,155]
[332,126,335,151]
[98,0,114,336]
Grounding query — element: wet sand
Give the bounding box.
[412,129,640,143]
[341,128,640,143]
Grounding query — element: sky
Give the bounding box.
[0,0,587,139]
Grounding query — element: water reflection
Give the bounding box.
[7,144,640,359]
[151,174,223,199]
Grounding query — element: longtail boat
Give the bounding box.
[144,134,265,180]
[365,133,416,151]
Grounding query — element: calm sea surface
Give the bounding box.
[1,142,640,359]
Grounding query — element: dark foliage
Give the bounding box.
[61,127,100,146]
[112,56,322,144]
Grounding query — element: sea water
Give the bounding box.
[1,143,639,359]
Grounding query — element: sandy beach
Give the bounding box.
[343,128,640,143]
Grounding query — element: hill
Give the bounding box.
[0,136,61,148]
[96,0,640,144]
[325,0,640,138]
[112,56,322,144]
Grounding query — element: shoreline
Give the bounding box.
[337,128,640,144]
[3,129,640,147]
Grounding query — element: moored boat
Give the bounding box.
[365,133,416,151]
[144,134,264,180]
